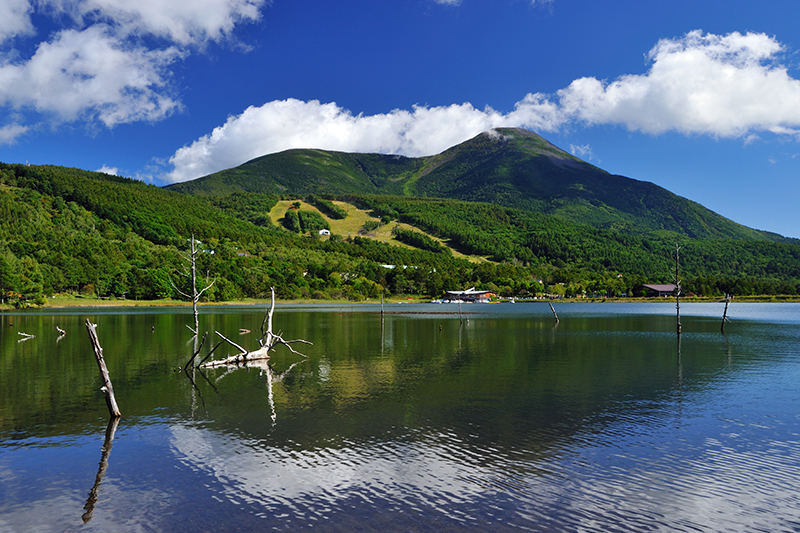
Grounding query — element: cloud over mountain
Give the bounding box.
[165,30,800,183]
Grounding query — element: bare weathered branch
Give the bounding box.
[85,320,121,418]
[215,330,249,356]
[200,288,311,368]
[184,332,208,369]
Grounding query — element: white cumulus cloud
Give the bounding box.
[165,96,563,183]
[0,0,34,43]
[0,0,264,143]
[558,30,800,137]
[165,30,800,183]
[45,0,263,45]
[0,124,30,145]
[96,164,119,175]
[0,25,182,126]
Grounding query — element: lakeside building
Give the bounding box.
[444,288,495,303]
[641,284,678,297]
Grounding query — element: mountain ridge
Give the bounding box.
[166,128,786,243]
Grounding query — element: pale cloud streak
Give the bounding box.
[165,30,800,183]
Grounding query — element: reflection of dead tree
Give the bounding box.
[81,417,119,524]
[200,288,311,368]
[170,234,215,336]
[85,320,121,418]
[213,357,304,424]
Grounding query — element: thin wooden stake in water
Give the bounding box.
[458,300,463,324]
[85,320,121,418]
[674,244,682,336]
[548,300,559,322]
[721,294,731,334]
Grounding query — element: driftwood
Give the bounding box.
[199,288,311,368]
[85,320,121,418]
[17,331,34,342]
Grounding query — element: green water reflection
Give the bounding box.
[2,303,799,532]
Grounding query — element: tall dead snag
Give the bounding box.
[171,235,216,336]
[674,244,682,336]
[721,294,732,333]
[548,300,559,322]
[85,320,121,418]
[200,288,311,368]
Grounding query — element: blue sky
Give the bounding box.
[3,0,800,238]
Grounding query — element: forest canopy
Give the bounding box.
[1,162,799,308]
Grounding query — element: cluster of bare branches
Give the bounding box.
[198,288,311,368]
[170,235,215,336]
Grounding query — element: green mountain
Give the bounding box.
[2,132,800,309]
[167,128,779,242]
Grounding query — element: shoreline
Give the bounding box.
[3,294,800,311]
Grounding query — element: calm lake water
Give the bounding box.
[1,302,800,532]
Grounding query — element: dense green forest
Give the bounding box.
[1,161,799,309]
[167,128,788,243]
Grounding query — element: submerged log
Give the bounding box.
[85,320,121,418]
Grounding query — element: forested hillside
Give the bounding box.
[1,161,799,309]
[167,128,786,242]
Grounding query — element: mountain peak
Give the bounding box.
[165,128,773,241]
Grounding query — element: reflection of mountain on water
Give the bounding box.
[184,310,785,458]
[5,305,800,531]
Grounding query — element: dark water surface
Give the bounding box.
[1,302,799,531]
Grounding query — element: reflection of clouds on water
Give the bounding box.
[169,412,800,532]
[170,424,490,523]
[0,474,172,533]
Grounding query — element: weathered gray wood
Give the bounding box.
[548,300,559,322]
[674,244,682,335]
[85,320,121,418]
[171,235,216,335]
[721,294,732,333]
[200,288,310,368]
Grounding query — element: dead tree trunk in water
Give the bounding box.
[85,320,121,418]
[721,294,732,333]
[675,247,681,330]
[171,235,215,336]
[200,288,311,368]
[548,300,559,322]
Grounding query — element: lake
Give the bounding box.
[1,301,800,532]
